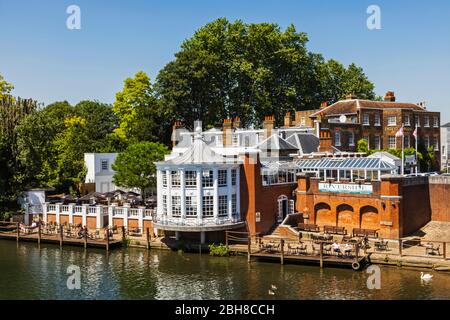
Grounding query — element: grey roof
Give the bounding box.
[285,133,319,154]
[159,127,238,165]
[368,151,401,161]
[442,122,450,128]
[257,134,298,152]
[295,157,396,171]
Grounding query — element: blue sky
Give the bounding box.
[1,0,449,121]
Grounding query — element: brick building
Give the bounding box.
[308,92,441,169]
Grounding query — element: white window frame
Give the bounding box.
[424,136,430,148]
[433,116,439,128]
[433,137,439,151]
[388,116,397,126]
[185,171,197,188]
[100,159,109,171]
[424,116,430,128]
[171,196,181,217]
[185,196,197,217]
[348,132,355,146]
[231,169,237,186]
[218,195,228,217]
[202,196,214,217]
[404,115,411,126]
[218,169,227,187]
[202,170,213,188]
[389,136,396,149]
[364,135,370,149]
[171,171,181,187]
[404,135,410,149]
[335,132,341,147]
[374,114,381,126]
[363,114,370,126]
[415,116,421,128]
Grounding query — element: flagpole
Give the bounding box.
[415,124,419,175]
[401,125,404,175]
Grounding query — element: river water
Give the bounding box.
[1,240,449,300]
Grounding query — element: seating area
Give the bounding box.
[297,223,320,233]
[352,228,378,238]
[323,225,347,235]
[425,242,441,256]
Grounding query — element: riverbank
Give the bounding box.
[2,239,450,299]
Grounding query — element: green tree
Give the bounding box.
[74,100,120,152]
[0,73,14,98]
[156,18,376,130]
[112,142,169,196]
[356,138,369,153]
[113,71,162,144]
[0,96,38,217]
[52,116,90,193]
[15,101,74,190]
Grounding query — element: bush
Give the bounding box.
[122,236,131,247]
[209,243,230,257]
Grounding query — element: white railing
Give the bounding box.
[42,203,154,222]
[153,215,242,227]
[129,208,139,217]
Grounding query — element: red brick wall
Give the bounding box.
[241,153,297,235]
[429,177,450,221]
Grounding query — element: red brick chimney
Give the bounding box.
[233,117,241,129]
[223,119,233,147]
[263,115,275,138]
[318,130,333,153]
[384,91,396,102]
[171,120,184,147]
[284,112,292,127]
[320,102,328,109]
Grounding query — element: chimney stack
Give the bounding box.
[233,117,241,129]
[263,115,275,138]
[223,119,233,147]
[320,102,328,109]
[172,120,184,147]
[318,130,333,153]
[284,112,292,127]
[384,91,396,102]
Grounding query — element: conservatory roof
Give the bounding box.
[295,157,396,171]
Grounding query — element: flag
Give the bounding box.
[413,127,418,139]
[395,126,404,138]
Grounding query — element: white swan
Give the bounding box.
[421,272,433,280]
[271,284,278,291]
[268,289,275,296]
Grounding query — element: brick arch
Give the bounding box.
[360,205,379,230]
[314,202,333,226]
[336,204,355,229]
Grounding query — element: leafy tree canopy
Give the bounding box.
[156,18,376,130]
[112,142,169,195]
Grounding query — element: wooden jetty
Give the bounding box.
[226,231,368,271]
[0,221,122,250]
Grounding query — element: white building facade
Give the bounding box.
[154,126,245,243]
[84,153,119,193]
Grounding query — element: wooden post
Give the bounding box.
[59,225,64,247]
[319,242,324,269]
[84,228,88,249]
[106,228,110,252]
[225,231,228,247]
[146,228,150,250]
[443,242,447,260]
[280,239,285,265]
[16,222,20,242]
[121,226,126,243]
[38,223,41,246]
[398,239,402,257]
[247,236,251,263]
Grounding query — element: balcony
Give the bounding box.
[152,215,245,232]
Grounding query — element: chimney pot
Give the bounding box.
[384,91,396,102]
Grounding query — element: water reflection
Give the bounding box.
[1,241,450,300]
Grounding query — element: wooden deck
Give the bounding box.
[250,250,367,269]
[0,231,122,249]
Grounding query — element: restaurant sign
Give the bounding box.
[318,183,373,195]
